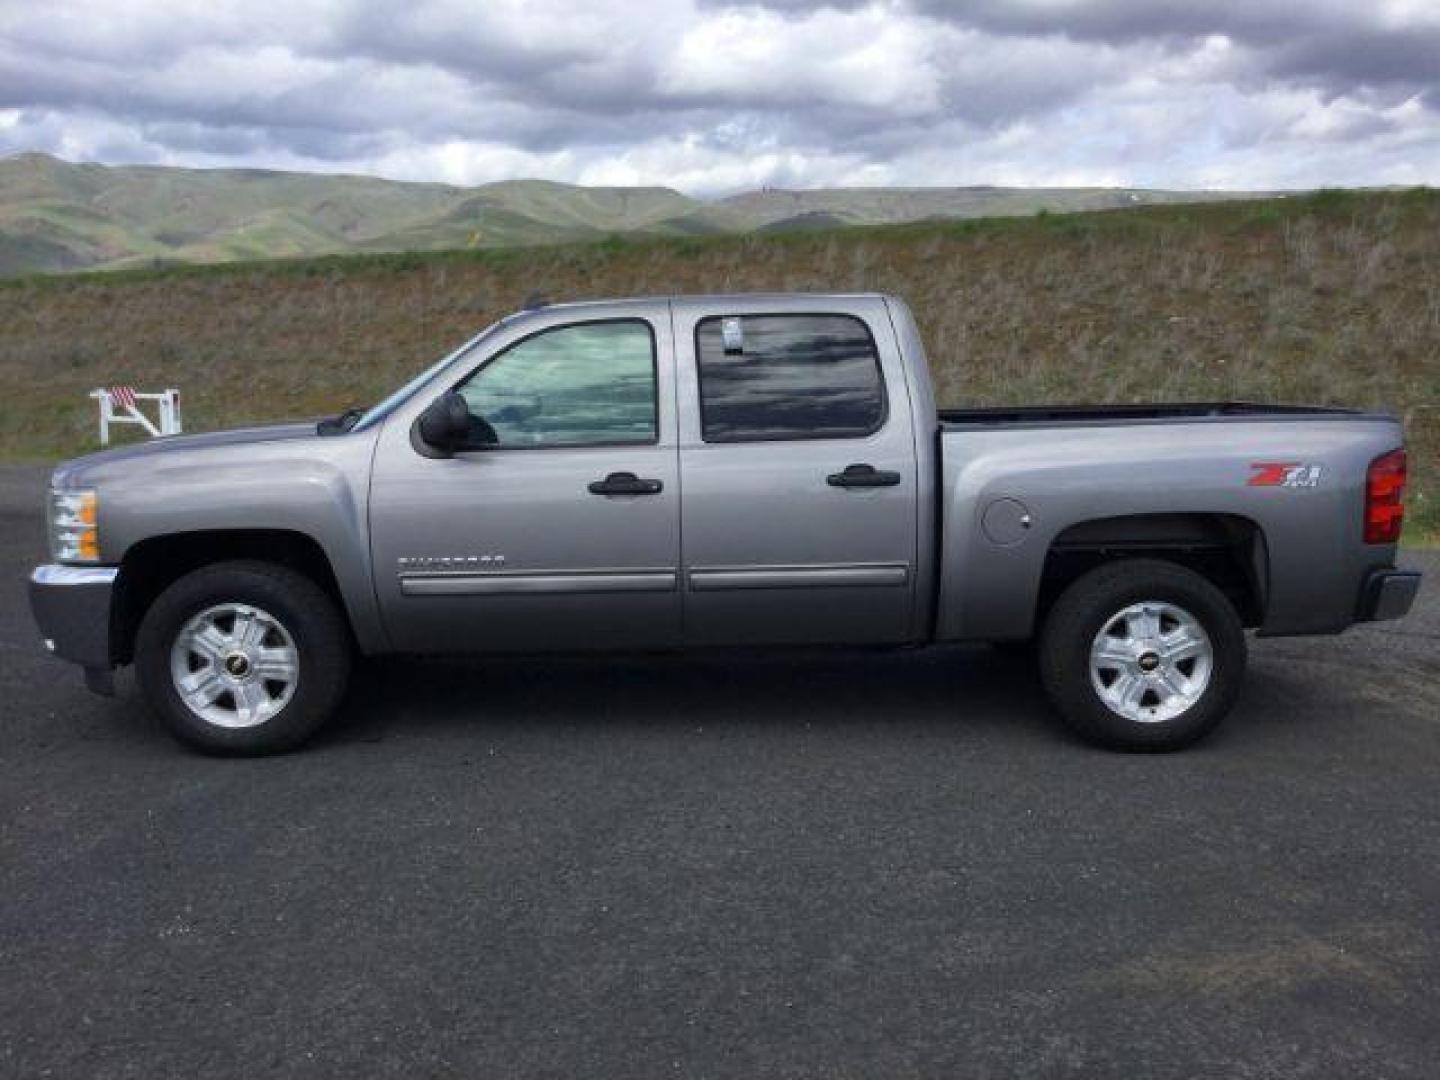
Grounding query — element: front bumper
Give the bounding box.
[1358,568,1422,622]
[29,565,118,684]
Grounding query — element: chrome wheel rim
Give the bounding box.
[169,603,299,728]
[1089,601,1213,724]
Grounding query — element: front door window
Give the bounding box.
[454,320,658,449]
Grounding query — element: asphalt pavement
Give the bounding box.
[1,463,1437,1079]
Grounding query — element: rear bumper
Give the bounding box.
[1358,569,1422,622]
[29,564,118,679]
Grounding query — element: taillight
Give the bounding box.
[1364,449,1407,544]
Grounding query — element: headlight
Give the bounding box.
[48,488,100,563]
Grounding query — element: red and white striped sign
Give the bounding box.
[90,386,182,444]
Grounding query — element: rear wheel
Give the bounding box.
[136,561,351,755]
[1038,559,1246,751]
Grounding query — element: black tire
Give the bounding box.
[1038,559,1246,752]
[135,561,351,755]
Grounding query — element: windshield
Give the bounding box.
[350,317,509,433]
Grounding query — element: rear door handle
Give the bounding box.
[827,463,901,488]
[588,471,663,496]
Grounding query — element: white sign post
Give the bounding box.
[90,387,183,445]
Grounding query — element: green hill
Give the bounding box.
[0,153,1270,276]
[710,185,1262,229]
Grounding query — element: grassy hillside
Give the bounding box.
[709,185,1263,231]
[1,153,1264,276]
[0,154,693,275]
[0,189,1435,539]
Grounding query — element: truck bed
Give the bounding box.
[939,401,1364,428]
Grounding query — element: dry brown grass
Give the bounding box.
[1,190,1436,538]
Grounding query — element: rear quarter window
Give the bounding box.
[695,313,887,442]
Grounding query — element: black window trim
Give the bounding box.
[693,311,890,445]
[446,316,661,453]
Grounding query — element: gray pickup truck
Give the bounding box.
[30,293,1421,754]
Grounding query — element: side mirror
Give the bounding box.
[415,391,471,455]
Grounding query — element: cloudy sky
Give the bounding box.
[1,0,1437,195]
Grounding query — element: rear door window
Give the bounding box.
[695,314,886,441]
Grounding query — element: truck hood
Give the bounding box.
[52,421,319,488]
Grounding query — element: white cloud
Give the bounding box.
[662,7,943,114]
[0,0,1436,194]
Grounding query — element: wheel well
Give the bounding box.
[112,530,346,665]
[1037,513,1268,630]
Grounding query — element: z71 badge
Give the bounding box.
[1248,462,1324,488]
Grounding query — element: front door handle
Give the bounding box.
[588,471,663,496]
[827,463,901,488]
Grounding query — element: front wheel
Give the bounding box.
[1038,559,1246,751]
[135,561,352,755]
